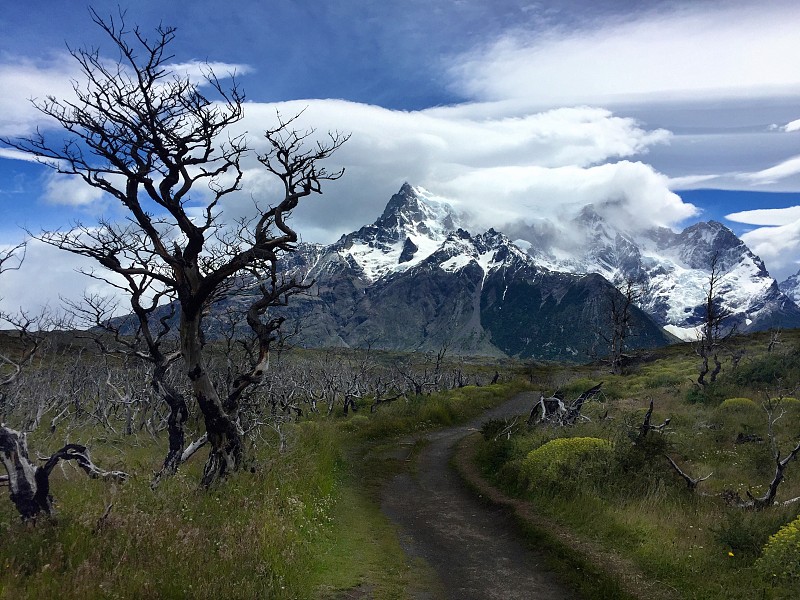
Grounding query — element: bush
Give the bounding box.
[719,397,757,411]
[730,352,800,388]
[475,437,512,478]
[756,514,800,583]
[644,371,684,389]
[522,437,612,493]
[481,418,510,441]
[713,511,786,561]
[685,382,737,405]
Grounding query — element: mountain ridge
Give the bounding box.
[112,183,799,361]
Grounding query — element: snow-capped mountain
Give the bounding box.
[114,183,798,359]
[271,184,673,359]
[329,183,462,282]
[779,270,800,306]
[510,205,800,339]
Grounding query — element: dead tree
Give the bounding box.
[730,392,800,510]
[1,248,127,521]
[636,398,671,443]
[596,278,642,375]
[2,10,346,487]
[767,328,782,353]
[0,426,127,521]
[370,377,405,412]
[528,382,603,426]
[665,455,712,491]
[395,344,449,396]
[66,288,192,488]
[695,253,732,386]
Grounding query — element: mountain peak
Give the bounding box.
[375,183,459,236]
[330,184,463,282]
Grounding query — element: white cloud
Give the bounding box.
[439,160,697,234]
[168,61,254,84]
[0,54,253,139]
[726,206,800,226]
[784,118,800,133]
[42,171,107,208]
[738,155,800,185]
[668,174,720,190]
[0,147,42,163]
[0,238,127,318]
[0,55,78,137]
[226,99,682,242]
[741,219,800,281]
[449,3,800,106]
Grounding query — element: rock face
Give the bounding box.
[270,185,674,360]
[119,183,799,360]
[779,270,800,306]
[510,205,800,339]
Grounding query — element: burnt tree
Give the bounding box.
[603,279,642,375]
[695,253,732,386]
[1,245,128,521]
[1,10,346,486]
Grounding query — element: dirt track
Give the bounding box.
[380,392,579,599]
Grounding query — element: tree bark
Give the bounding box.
[150,373,189,488]
[180,312,243,487]
[0,425,127,521]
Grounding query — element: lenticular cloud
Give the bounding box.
[232,99,688,242]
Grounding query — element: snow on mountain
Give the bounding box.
[257,183,676,358]
[330,183,463,282]
[510,206,799,339]
[430,228,532,281]
[284,183,800,353]
[779,270,800,305]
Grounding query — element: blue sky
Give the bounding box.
[2,0,800,312]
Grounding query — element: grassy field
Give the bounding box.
[3,330,800,598]
[0,379,523,599]
[473,331,800,599]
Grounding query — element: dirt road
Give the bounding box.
[380,392,579,599]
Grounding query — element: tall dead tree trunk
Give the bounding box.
[593,278,641,375]
[695,253,731,386]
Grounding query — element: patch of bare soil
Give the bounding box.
[379,392,577,599]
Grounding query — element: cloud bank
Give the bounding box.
[727,206,800,280]
[3,0,800,312]
[449,2,800,106]
[226,99,688,242]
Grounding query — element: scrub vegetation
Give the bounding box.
[474,329,800,599]
[0,325,521,598]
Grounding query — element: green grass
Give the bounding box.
[473,331,800,599]
[0,379,525,599]
[1,421,344,599]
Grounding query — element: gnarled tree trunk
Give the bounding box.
[181,313,244,487]
[0,425,127,521]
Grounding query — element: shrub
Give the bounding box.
[730,352,800,388]
[719,397,757,411]
[643,370,684,389]
[685,382,737,405]
[481,418,509,441]
[522,437,612,493]
[713,510,786,560]
[756,514,800,583]
[475,437,512,478]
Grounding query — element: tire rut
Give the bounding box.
[380,392,579,599]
